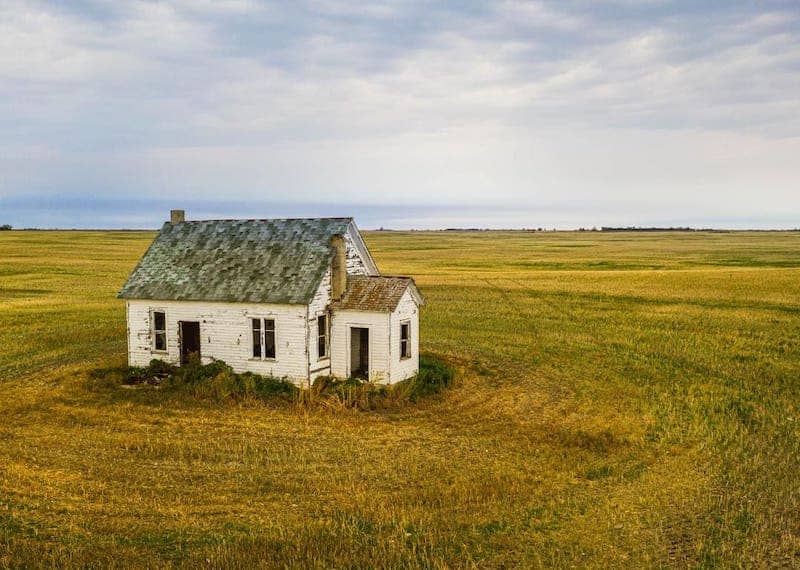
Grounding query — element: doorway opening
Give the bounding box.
[350,327,369,379]
[179,321,201,365]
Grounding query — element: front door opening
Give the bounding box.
[350,327,369,379]
[179,321,201,365]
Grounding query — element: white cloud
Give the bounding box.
[169,0,264,16]
[497,0,587,31]
[0,0,798,227]
[0,2,127,82]
[304,0,405,19]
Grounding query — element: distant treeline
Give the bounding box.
[377,227,800,233]
[0,224,12,231]
[601,227,731,232]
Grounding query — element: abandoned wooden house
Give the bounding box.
[118,210,424,386]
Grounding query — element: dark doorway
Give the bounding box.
[350,327,369,379]
[179,321,201,365]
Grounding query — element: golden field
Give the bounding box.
[1,229,799,568]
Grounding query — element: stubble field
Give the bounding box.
[1,229,799,568]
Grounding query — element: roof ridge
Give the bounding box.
[176,216,353,223]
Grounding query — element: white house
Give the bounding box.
[118,210,424,386]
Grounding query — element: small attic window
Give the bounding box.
[152,310,167,352]
[400,321,411,359]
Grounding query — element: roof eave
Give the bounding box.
[347,219,380,276]
[407,281,425,306]
[116,294,311,306]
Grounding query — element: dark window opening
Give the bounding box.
[400,321,411,359]
[252,317,276,359]
[153,310,167,351]
[252,318,261,358]
[264,319,275,359]
[317,314,328,359]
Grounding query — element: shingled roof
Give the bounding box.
[118,218,354,304]
[331,276,424,312]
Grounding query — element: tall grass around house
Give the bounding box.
[88,354,456,410]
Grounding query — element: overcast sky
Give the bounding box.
[1,0,798,229]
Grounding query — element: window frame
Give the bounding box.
[317,314,329,360]
[151,309,167,353]
[252,318,262,359]
[400,320,411,360]
[251,317,277,360]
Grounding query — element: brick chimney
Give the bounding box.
[170,209,185,224]
[329,234,347,300]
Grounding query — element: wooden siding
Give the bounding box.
[389,288,420,383]
[330,310,391,383]
[307,269,332,382]
[126,299,309,384]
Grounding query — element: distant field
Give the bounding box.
[1,229,799,568]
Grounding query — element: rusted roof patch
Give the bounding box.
[331,275,423,312]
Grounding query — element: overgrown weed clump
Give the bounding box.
[301,355,457,410]
[89,358,297,402]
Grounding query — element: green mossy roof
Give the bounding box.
[118,218,353,304]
